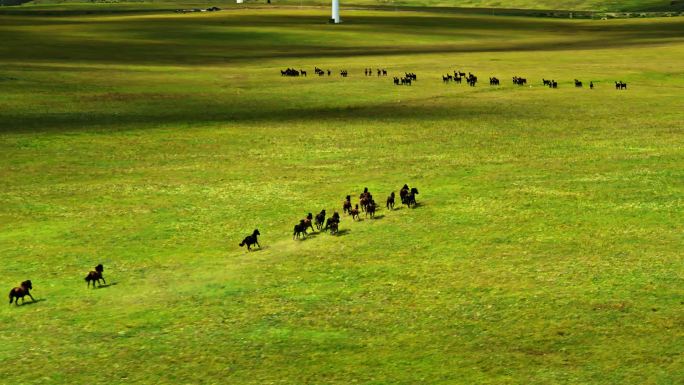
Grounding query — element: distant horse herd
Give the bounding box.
[394,73,417,86]
[281,67,629,90]
[366,68,388,76]
[239,183,420,252]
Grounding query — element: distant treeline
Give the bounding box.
[0,0,32,5]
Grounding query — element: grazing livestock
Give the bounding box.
[590,81,594,89]
[315,210,326,230]
[9,280,34,305]
[513,76,527,86]
[489,77,500,86]
[386,192,395,210]
[281,68,301,77]
[443,74,453,83]
[575,79,583,88]
[395,76,413,86]
[382,69,387,76]
[239,229,261,251]
[467,74,477,87]
[340,70,348,77]
[85,264,106,288]
[543,79,552,86]
[616,81,627,90]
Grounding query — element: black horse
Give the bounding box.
[315,210,326,230]
[239,229,261,251]
[366,200,376,218]
[293,220,308,240]
[324,215,340,235]
[302,213,315,233]
[406,187,419,208]
[343,195,352,214]
[85,264,106,288]
[9,280,34,305]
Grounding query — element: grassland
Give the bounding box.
[1,6,683,385]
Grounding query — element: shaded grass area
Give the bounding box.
[0,7,683,385]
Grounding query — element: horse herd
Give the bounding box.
[239,184,420,251]
[7,184,421,305]
[8,264,107,306]
[280,67,629,90]
[365,68,388,76]
[393,73,417,86]
[442,71,478,86]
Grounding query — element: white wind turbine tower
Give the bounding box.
[331,0,340,23]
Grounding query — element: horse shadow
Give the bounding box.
[334,229,351,236]
[94,282,119,289]
[17,298,46,306]
[372,214,385,220]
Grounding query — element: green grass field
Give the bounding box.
[1,5,683,385]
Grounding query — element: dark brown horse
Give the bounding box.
[85,264,106,288]
[343,195,352,214]
[239,229,261,251]
[302,213,315,233]
[324,212,340,234]
[359,195,370,212]
[350,204,360,220]
[9,280,34,305]
[400,184,410,204]
[386,192,395,210]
